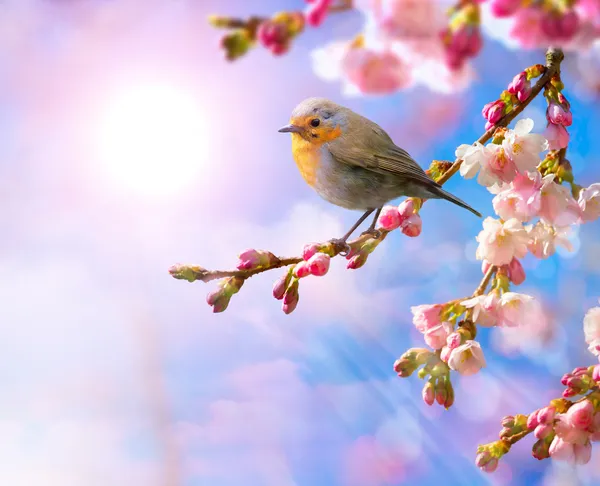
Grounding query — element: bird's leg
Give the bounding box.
[329,208,374,255]
[361,207,382,238]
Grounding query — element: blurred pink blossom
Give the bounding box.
[578,183,600,222]
[583,303,600,358]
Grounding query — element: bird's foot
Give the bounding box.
[328,238,351,257]
[360,228,382,240]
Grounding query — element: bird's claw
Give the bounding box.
[360,228,382,239]
[329,238,351,257]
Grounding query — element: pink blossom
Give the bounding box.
[411,303,443,332]
[456,142,515,187]
[496,292,535,328]
[541,10,580,41]
[341,47,413,94]
[447,340,486,376]
[539,175,581,226]
[549,436,592,464]
[510,8,547,49]
[525,222,573,259]
[502,118,548,173]
[578,183,600,222]
[490,0,521,17]
[475,217,529,266]
[492,171,543,222]
[401,213,422,237]
[547,102,573,126]
[377,205,402,231]
[398,198,415,218]
[565,400,595,430]
[305,0,332,27]
[424,322,452,350]
[462,293,499,328]
[584,305,600,358]
[307,253,330,276]
[446,332,461,350]
[507,258,526,285]
[356,0,446,40]
[545,123,570,150]
[440,345,452,362]
[554,415,590,445]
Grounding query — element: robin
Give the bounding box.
[278,97,481,242]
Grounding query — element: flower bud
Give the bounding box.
[534,423,553,440]
[293,261,311,278]
[282,278,300,314]
[422,381,435,406]
[377,205,402,231]
[307,253,330,276]
[401,213,422,237]
[507,257,526,285]
[537,406,556,425]
[302,242,321,261]
[237,248,278,270]
[272,271,292,300]
[446,332,462,350]
[532,437,551,460]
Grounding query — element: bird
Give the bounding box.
[278,97,481,243]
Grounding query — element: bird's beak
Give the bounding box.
[278,124,302,134]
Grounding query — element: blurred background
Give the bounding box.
[1,0,600,485]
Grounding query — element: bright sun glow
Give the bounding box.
[96,83,210,196]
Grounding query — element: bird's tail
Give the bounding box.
[428,186,482,217]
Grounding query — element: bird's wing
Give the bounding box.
[327,120,440,188]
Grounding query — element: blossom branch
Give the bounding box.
[477,361,600,472]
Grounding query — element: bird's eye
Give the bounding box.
[310,118,320,128]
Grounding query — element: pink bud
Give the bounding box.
[541,13,561,39]
[481,259,492,275]
[534,423,553,439]
[489,0,521,17]
[346,253,367,270]
[304,0,332,27]
[446,332,461,350]
[307,253,330,276]
[236,248,262,270]
[272,274,290,300]
[592,364,600,382]
[558,10,580,40]
[527,410,540,430]
[517,83,532,102]
[294,261,311,278]
[566,400,594,429]
[206,288,222,306]
[547,102,573,127]
[440,345,452,362]
[422,383,435,406]
[401,213,422,237]
[508,72,527,94]
[377,205,402,231]
[484,120,494,131]
[302,242,321,261]
[563,388,577,398]
[435,385,447,406]
[282,279,299,314]
[484,100,505,125]
[537,406,556,425]
[561,373,571,385]
[545,123,570,150]
[256,21,286,48]
[507,258,526,285]
[480,457,498,473]
[398,199,415,219]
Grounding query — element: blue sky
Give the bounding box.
[1,1,600,485]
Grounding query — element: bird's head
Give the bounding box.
[278,97,347,144]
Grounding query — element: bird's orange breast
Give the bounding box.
[291,135,322,187]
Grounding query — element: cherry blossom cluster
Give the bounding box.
[476,302,600,472]
[486,0,599,50]
[208,1,347,60]
[440,0,483,70]
[312,0,478,95]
